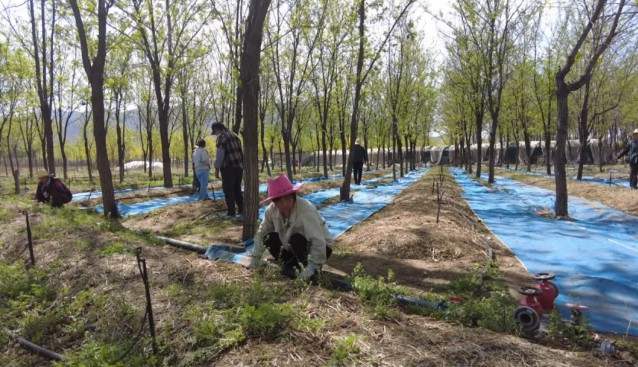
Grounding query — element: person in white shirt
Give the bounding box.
[192,139,211,200]
[251,174,334,281]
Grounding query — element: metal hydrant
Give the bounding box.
[534,272,559,312]
[514,286,544,332]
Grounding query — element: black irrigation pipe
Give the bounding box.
[135,248,158,355]
[156,236,207,254]
[17,337,64,361]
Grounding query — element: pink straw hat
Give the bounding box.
[260,174,302,205]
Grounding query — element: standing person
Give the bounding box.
[192,139,211,200]
[211,122,244,219]
[250,174,334,281]
[352,139,368,185]
[617,129,638,189]
[35,173,73,207]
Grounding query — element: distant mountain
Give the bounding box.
[58,109,142,142]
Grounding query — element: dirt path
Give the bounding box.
[330,168,532,299]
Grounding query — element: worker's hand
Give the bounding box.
[215,169,220,179]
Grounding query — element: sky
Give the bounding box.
[0,0,453,57]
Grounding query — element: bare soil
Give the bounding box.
[1,167,634,366]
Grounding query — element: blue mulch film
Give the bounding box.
[95,170,383,216]
[452,167,638,336]
[503,166,630,188]
[73,185,189,202]
[205,169,428,270]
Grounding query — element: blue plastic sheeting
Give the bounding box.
[206,169,428,271]
[452,167,638,335]
[320,170,426,238]
[83,169,382,202]
[96,170,382,216]
[255,173,394,219]
[504,167,629,188]
[73,185,189,202]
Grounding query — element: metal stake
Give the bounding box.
[135,248,157,355]
[23,211,35,267]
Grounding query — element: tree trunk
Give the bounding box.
[240,0,271,240]
[29,0,56,175]
[487,112,498,183]
[70,0,117,217]
[576,80,591,180]
[475,112,483,178]
[339,0,365,202]
[83,114,93,183]
[554,81,569,217]
[259,109,271,176]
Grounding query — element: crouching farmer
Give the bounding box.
[250,174,333,281]
[36,173,73,207]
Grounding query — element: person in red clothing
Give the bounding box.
[35,173,72,207]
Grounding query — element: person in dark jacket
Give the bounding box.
[617,129,638,189]
[35,173,73,207]
[352,139,368,185]
[212,122,244,218]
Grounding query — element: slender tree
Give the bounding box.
[339,0,416,201]
[554,0,627,217]
[68,0,118,217]
[240,0,272,240]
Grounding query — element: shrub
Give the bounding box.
[547,309,592,346]
[99,242,133,256]
[238,303,296,339]
[53,338,153,367]
[0,261,54,303]
[350,263,402,320]
[443,291,518,333]
[209,283,242,309]
[329,335,363,366]
[21,309,64,344]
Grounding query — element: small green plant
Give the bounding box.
[21,309,64,344]
[244,278,285,306]
[615,338,638,360]
[52,337,153,367]
[99,241,132,255]
[329,335,363,366]
[547,309,592,346]
[443,291,517,333]
[0,261,54,302]
[350,263,402,320]
[238,303,296,339]
[449,260,502,296]
[74,240,93,250]
[209,283,242,309]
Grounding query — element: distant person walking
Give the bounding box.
[352,139,368,185]
[617,129,638,189]
[212,122,244,219]
[192,139,211,200]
